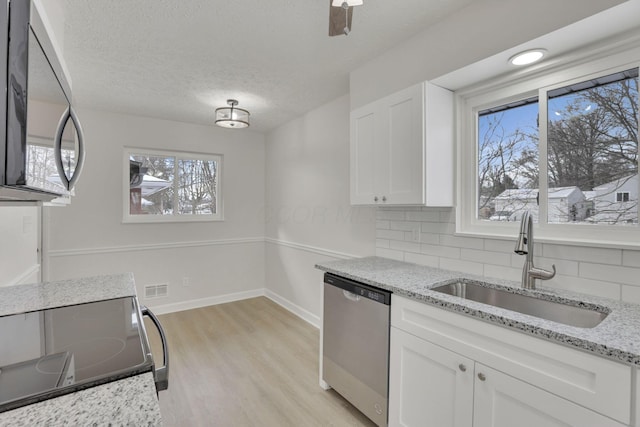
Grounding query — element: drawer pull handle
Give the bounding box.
[477,373,486,381]
[458,364,466,372]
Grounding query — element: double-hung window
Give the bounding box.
[458,47,639,246]
[123,148,222,223]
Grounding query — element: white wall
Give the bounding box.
[264,95,376,325]
[46,108,266,312]
[0,206,40,286]
[350,0,625,109]
[376,206,640,304]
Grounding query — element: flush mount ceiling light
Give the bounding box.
[215,99,250,129]
[509,49,547,66]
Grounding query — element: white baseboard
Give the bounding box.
[265,289,320,329]
[146,288,321,331]
[146,288,265,315]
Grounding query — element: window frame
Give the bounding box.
[122,147,223,224]
[456,43,640,248]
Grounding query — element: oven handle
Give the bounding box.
[141,306,169,392]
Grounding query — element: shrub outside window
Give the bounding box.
[123,148,222,223]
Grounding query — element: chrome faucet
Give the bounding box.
[514,211,556,289]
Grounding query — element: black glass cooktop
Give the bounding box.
[0,297,153,413]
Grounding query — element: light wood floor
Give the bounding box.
[145,297,376,427]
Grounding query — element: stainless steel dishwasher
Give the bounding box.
[323,273,391,427]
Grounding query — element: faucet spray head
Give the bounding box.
[514,211,530,255]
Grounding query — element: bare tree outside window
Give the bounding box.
[547,68,638,225]
[178,159,218,215]
[127,150,222,221]
[477,100,539,221]
[477,68,638,226]
[25,144,75,194]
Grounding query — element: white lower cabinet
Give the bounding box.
[473,364,624,427]
[389,327,473,427]
[389,295,631,427]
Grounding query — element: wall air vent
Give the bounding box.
[144,283,168,298]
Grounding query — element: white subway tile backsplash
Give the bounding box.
[389,221,420,231]
[439,258,484,276]
[404,252,439,268]
[543,244,622,265]
[420,233,440,245]
[374,207,640,304]
[421,243,460,259]
[622,285,640,304]
[579,263,640,286]
[376,239,390,249]
[406,210,441,222]
[376,210,406,221]
[484,239,515,253]
[375,247,404,261]
[484,265,521,282]
[390,240,421,253]
[622,250,640,268]
[440,209,456,224]
[376,220,390,230]
[377,229,405,241]
[421,221,455,234]
[440,234,484,250]
[461,248,511,266]
[548,275,621,300]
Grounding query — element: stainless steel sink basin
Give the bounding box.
[431,281,609,328]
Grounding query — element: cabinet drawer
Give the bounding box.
[391,295,632,424]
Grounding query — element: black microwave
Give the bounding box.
[0,0,85,202]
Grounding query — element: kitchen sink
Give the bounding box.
[431,281,608,328]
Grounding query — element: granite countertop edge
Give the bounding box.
[316,256,640,367]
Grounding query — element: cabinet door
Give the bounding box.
[473,364,625,427]
[389,327,473,427]
[350,104,379,205]
[383,84,425,205]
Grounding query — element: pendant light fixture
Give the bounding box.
[215,99,250,129]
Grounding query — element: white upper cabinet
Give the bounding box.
[350,82,454,206]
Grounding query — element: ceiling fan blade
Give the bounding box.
[328,0,353,37]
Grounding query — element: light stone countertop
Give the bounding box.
[0,273,137,316]
[0,273,162,426]
[0,373,161,427]
[316,256,640,366]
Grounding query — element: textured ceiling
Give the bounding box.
[62,0,475,133]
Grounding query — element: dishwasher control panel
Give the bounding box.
[324,273,391,305]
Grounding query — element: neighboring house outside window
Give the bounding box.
[123,148,223,223]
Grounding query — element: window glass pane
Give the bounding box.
[547,68,639,225]
[478,98,539,222]
[25,144,74,194]
[178,159,218,215]
[129,154,175,215]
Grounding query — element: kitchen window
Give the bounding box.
[458,47,640,247]
[123,148,222,223]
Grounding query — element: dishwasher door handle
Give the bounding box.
[343,290,361,302]
[142,306,169,392]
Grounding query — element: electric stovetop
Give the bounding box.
[0,296,154,413]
